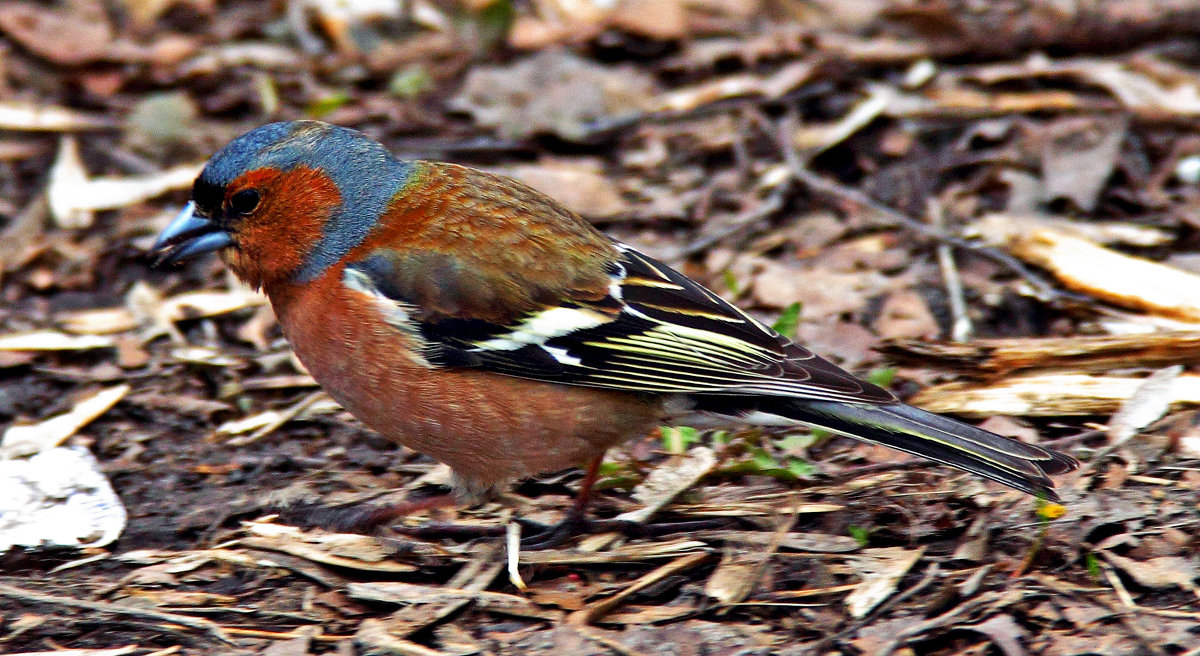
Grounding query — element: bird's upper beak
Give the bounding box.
[151,201,234,266]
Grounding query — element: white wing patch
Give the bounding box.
[473,306,611,351]
[343,266,416,329]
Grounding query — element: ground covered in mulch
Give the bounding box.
[1,1,1199,654]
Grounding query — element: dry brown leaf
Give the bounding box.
[1101,551,1198,595]
[1038,116,1128,212]
[0,102,114,131]
[957,614,1027,656]
[1106,365,1181,444]
[450,50,659,141]
[240,523,417,574]
[0,0,114,66]
[874,289,939,340]
[845,547,925,618]
[614,446,717,524]
[656,61,816,113]
[347,581,560,621]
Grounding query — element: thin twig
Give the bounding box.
[930,198,973,342]
[0,582,231,644]
[679,178,793,258]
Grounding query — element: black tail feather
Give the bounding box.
[748,398,1078,501]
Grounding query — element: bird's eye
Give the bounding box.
[229,189,261,215]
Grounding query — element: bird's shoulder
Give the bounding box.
[343,162,616,325]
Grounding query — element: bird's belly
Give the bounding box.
[268,280,662,491]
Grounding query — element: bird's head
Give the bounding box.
[152,120,414,289]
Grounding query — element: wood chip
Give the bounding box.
[882,331,1200,376]
[910,372,1200,417]
[0,331,115,352]
[1011,228,1200,322]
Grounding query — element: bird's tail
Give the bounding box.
[752,398,1079,501]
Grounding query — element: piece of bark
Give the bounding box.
[881,331,1200,376]
[910,373,1200,418]
[1010,229,1200,322]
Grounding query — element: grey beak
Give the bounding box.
[151,202,233,266]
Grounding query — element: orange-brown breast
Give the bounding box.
[264,267,664,492]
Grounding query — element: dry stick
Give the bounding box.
[570,551,712,625]
[930,198,973,342]
[770,119,1071,306]
[679,178,792,258]
[0,582,231,644]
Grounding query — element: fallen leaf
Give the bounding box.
[2,385,130,452]
[1101,551,1198,594]
[615,446,717,524]
[1038,116,1128,212]
[1106,365,1181,444]
[845,547,925,618]
[0,0,114,66]
[47,136,205,228]
[450,50,659,141]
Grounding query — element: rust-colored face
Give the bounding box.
[154,164,341,290]
[215,166,341,289]
[153,121,415,289]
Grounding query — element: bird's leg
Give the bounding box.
[517,455,605,548]
[519,455,737,548]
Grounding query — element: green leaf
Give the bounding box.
[776,433,817,453]
[597,461,624,477]
[785,458,817,479]
[722,269,741,296]
[388,65,434,99]
[866,366,898,389]
[750,447,778,471]
[306,92,351,118]
[848,525,870,547]
[660,425,701,454]
[771,302,801,337]
[473,0,515,52]
[1085,552,1102,581]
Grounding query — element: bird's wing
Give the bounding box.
[343,240,896,404]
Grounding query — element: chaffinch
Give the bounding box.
[153,121,1077,531]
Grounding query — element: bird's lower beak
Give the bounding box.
[151,201,233,266]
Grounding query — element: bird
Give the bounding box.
[153,120,1077,539]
